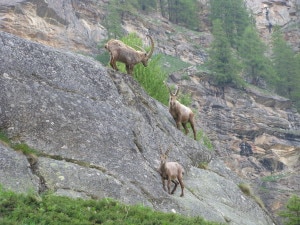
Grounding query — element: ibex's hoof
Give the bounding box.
[180,194,184,197]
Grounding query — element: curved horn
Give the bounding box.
[134,45,146,53]
[165,146,171,156]
[175,86,179,96]
[163,81,173,94]
[146,35,154,58]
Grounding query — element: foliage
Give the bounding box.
[197,162,208,170]
[0,130,38,156]
[104,0,124,38]
[238,26,277,86]
[261,174,286,182]
[209,0,251,49]
[0,130,10,144]
[238,183,251,196]
[194,129,214,150]
[158,0,200,30]
[271,29,300,110]
[205,19,243,87]
[134,55,170,106]
[178,92,192,107]
[238,183,265,210]
[278,195,300,225]
[0,187,220,225]
[137,0,157,12]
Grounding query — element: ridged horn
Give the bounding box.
[146,35,154,58]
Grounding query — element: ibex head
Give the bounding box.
[165,82,179,108]
[160,146,171,164]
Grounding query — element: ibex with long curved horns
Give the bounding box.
[105,35,154,75]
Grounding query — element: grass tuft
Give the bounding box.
[238,183,266,210]
[238,183,252,196]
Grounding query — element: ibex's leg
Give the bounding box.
[171,180,179,194]
[178,177,184,197]
[175,119,181,130]
[182,123,189,135]
[162,177,167,192]
[125,64,130,74]
[126,65,134,75]
[189,117,196,140]
[167,178,172,194]
[110,56,118,71]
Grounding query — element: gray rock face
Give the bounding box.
[0,142,39,193]
[0,31,273,224]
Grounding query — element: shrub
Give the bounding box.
[279,195,300,225]
[238,183,251,196]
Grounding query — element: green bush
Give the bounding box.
[279,195,300,225]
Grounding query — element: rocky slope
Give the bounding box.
[0,0,299,224]
[0,31,275,225]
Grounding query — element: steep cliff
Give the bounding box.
[0,31,274,225]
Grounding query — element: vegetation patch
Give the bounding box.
[0,187,220,225]
[198,162,209,170]
[0,130,39,156]
[261,174,286,182]
[238,183,266,210]
[238,183,252,196]
[279,195,300,225]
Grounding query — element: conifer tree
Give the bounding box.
[279,195,300,225]
[272,30,299,101]
[104,0,123,38]
[239,26,276,86]
[206,19,242,87]
[210,0,251,49]
[158,0,199,30]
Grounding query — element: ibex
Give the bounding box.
[158,147,185,197]
[165,83,197,140]
[104,35,154,75]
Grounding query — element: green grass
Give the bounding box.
[238,183,266,210]
[0,187,220,225]
[0,130,38,156]
[238,183,251,196]
[261,174,286,182]
[133,55,170,106]
[0,130,10,144]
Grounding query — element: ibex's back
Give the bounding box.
[105,35,154,75]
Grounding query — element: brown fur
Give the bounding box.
[158,148,184,197]
[105,35,154,75]
[166,84,196,140]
